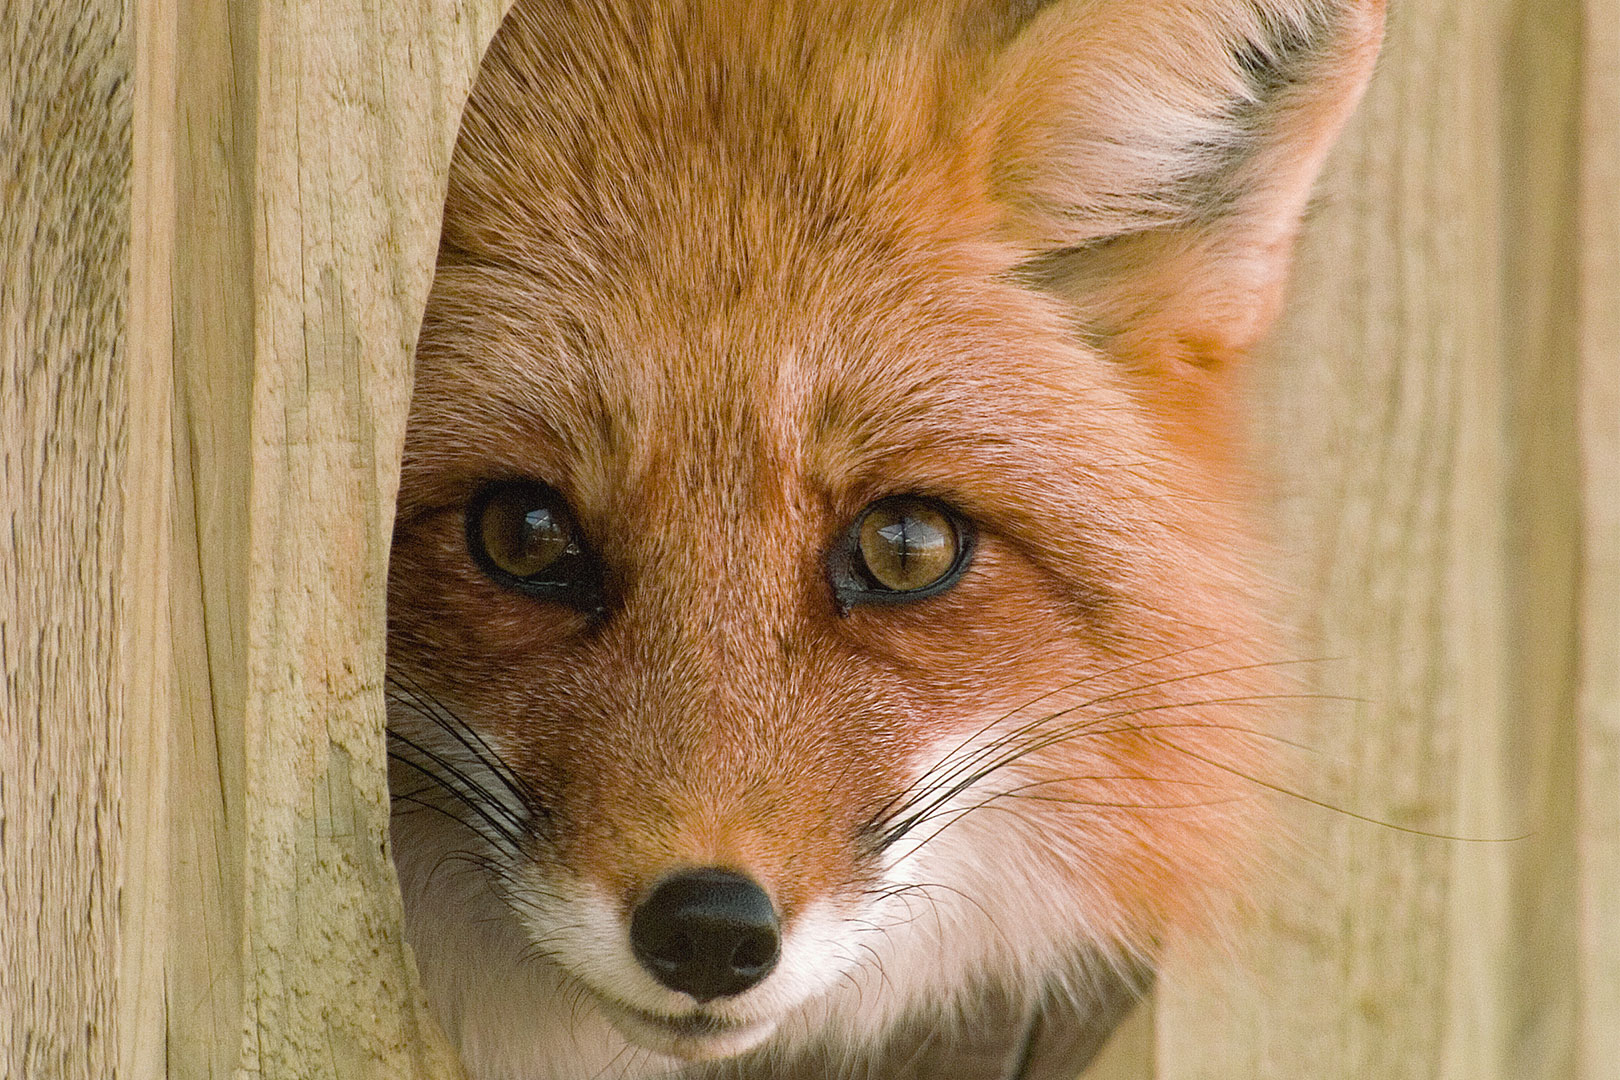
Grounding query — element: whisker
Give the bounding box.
[894,795,1249,867]
[386,735,528,849]
[866,641,1248,828]
[388,786,512,848]
[876,691,1347,849]
[423,846,520,889]
[386,671,548,824]
[865,878,1019,955]
[385,721,526,826]
[1148,737,1529,843]
[873,654,1344,841]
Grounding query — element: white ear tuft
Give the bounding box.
[966,0,1384,361]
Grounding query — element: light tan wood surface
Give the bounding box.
[1576,2,1620,1076]
[3,5,130,1078]
[7,1,513,1077]
[147,2,516,1075]
[1139,1,1613,1079]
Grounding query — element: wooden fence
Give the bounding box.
[2,1,1612,1078]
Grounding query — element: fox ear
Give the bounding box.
[964,0,1383,421]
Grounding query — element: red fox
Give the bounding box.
[385,1,1384,1076]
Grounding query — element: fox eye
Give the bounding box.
[831,496,973,607]
[467,481,602,611]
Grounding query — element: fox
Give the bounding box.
[383,1,1384,1077]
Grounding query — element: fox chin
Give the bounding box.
[383,1,1385,1076]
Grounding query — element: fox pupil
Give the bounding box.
[856,498,959,593]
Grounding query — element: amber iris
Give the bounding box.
[857,498,959,592]
[477,484,574,579]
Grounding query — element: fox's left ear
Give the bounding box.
[962,0,1383,431]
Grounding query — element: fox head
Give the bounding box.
[385,1,1383,1075]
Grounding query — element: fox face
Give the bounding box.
[385,2,1383,1077]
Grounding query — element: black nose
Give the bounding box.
[629,868,780,1002]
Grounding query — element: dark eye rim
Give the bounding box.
[464,478,606,614]
[828,495,977,611]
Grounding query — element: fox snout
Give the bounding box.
[629,869,781,1002]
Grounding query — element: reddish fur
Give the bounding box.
[387,1,1382,1074]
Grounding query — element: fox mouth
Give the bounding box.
[596,996,776,1060]
[624,1005,738,1038]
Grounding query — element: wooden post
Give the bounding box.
[148,1,517,1074]
[3,5,130,1078]
[1576,1,1620,1076]
[5,1,510,1076]
[1144,2,1616,1079]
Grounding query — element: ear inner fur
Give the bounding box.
[963,0,1385,457]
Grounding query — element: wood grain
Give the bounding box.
[235,2,498,1073]
[124,0,176,1075]
[162,0,254,1073]
[1146,2,1601,1079]
[136,0,512,1075]
[1499,3,1584,1074]
[1,5,130,1078]
[1577,1,1620,1076]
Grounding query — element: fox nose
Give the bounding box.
[629,868,780,1002]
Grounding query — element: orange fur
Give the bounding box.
[386,2,1382,1076]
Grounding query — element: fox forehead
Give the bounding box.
[437,0,1001,264]
[404,0,1193,536]
[403,252,1158,592]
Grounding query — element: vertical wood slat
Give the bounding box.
[161,0,255,1073]
[1577,0,1620,1075]
[1498,2,1584,1074]
[1149,1,1516,1078]
[1155,0,1516,1073]
[126,0,516,1075]
[236,3,501,1074]
[2,4,130,1078]
[150,1,512,1074]
[1135,2,1604,1079]
[124,0,176,1074]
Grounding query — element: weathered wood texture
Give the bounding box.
[1576,1,1619,1075]
[2,5,130,1079]
[6,0,511,1077]
[1121,1,1614,1079]
[150,1,515,1076]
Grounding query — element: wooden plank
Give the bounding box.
[1497,2,1584,1074]
[162,0,255,1072]
[1577,0,1620,1075]
[139,0,512,1073]
[124,0,177,1074]
[238,1,472,1068]
[213,1,510,1074]
[0,5,131,1078]
[1154,0,1532,1075]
